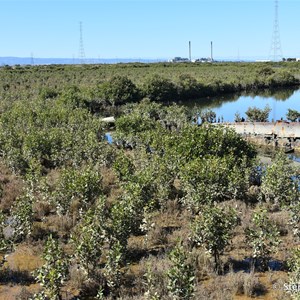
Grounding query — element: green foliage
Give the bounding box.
[199,109,216,123]
[177,74,202,99]
[71,197,107,277]
[0,98,106,173]
[39,87,59,101]
[288,247,300,299]
[181,155,250,210]
[115,113,158,143]
[58,85,85,108]
[54,165,102,214]
[11,188,34,242]
[256,66,275,77]
[113,152,135,180]
[260,152,299,206]
[96,288,105,300]
[109,181,148,247]
[142,74,178,102]
[190,205,238,273]
[34,235,68,300]
[286,108,300,122]
[30,290,48,300]
[104,240,123,296]
[172,125,256,165]
[245,105,271,122]
[95,75,139,105]
[268,70,298,87]
[167,241,195,300]
[289,201,300,241]
[245,209,281,271]
[0,211,8,252]
[234,112,243,122]
[115,100,190,148]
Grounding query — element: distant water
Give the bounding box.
[184,86,300,122]
[0,57,167,66]
[0,56,259,66]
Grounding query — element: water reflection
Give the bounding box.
[246,87,296,101]
[183,86,300,122]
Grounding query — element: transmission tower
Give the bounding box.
[30,52,34,65]
[269,0,283,61]
[78,21,86,64]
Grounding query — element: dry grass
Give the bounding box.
[46,214,76,236]
[269,210,290,237]
[101,166,118,195]
[32,200,53,219]
[0,164,24,213]
[0,284,40,300]
[243,268,266,297]
[4,244,43,272]
[68,264,86,291]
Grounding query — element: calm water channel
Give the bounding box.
[184,86,300,122]
[182,86,300,161]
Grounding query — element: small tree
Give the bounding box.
[96,75,139,106]
[286,108,300,122]
[54,165,102,214]
[287,247,300,299]
[245,209,281,271]
[177,74,201,99]
[260,152,299,207]
[245,105,271,122]
[142,74,178,102]
[0,211,8,252]
[113,152,135,181]
[34,235,68,300]
[104,240,123,298]
[11,189,34,243]
[167,241,195,300]
[200,109,216,123]
[234,112,244,122]
[289,201,300,241]
[71,197,106,278]
[190,205,238,273]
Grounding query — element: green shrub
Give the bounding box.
[34,235,68,300]
[260,152,299,206]
[245,209,281,271]
[177,74,202,99]
[96,75,139,105]
[286,108,300,122]
[167,241,195,299]
[245,105,271,122]
[191,205,238,273]
[142,74,178,102]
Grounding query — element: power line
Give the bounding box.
[30,52,34,65]
[78,21,86,64]
[269,0,283,61]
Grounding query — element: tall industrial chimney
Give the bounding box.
[211,41,213,62]
[189,41,191,62]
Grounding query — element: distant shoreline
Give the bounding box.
[0,57,167,66]
[0,56,268,66]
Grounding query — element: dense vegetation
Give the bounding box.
[1,61,300,108]
[0,62,299,299]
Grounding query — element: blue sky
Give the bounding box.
[1,0,299,60]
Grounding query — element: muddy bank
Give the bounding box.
[258,154,300,167]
